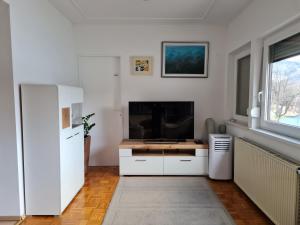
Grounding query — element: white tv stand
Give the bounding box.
[119,140,208,176]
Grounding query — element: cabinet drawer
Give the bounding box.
[164,156,208,175]
[119,149,132,157]
[196,149,208,157]
[120,157,163,175]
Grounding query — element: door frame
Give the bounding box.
[77,55,123,166]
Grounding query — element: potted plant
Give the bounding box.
[82,113,95,174]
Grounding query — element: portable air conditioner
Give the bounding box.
[209,134,233,180]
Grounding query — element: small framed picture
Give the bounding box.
[131,56,153,76]
[161,41,209,78]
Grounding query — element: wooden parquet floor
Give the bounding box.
[22,167,119,225]
[21,167,273,225]
[208,180,273,225]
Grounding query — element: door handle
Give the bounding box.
[135,160,147,162]
[66,135,73,140]
[74,132,80,136]
[180,160,192,162]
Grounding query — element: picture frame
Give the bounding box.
[130,56,153,76]
[161,41,209,78]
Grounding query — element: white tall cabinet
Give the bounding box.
[21,85,84,215]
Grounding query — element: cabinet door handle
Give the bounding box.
[180,160,192,162]
[135,160,147,162]
[66,135,73,140]
[74,132,80,136]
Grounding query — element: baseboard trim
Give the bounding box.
[15,218,25,225]
[0,216,24,221]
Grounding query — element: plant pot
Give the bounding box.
[84,135,91,174]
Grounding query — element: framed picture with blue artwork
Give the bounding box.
[161,41,209,78]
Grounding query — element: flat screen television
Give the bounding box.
[129,101,194,140]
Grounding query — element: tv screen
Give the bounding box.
[129,101,194,140]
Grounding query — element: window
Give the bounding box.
[262,26,300,139]
[233,49,251,122]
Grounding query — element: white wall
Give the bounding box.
[1,0,78,216]
[75,23,227,153]
[227,0,300,52]
[0,0,20,217]
[226,0,300,161]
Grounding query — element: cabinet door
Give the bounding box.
[119,157,164,175]
[72,131,84,192]
[60,134,74,212]
[164,157,208,175]
[60,130,84,212]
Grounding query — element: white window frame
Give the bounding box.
[233,49,251,123]
[261,21,300,140]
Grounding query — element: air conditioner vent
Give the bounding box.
[213,139,231,151]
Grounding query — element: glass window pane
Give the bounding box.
[268,54,300,127]
[236,55,250,116]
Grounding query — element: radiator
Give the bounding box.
[234,138,300,225]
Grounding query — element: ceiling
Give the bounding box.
[48,0,253,25]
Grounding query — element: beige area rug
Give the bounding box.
[102,177,235,225]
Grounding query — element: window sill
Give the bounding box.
[249,128,300,148]
[226,120,300,148]
[226,120,249,131]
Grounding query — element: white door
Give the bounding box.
[79,56,122,166]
